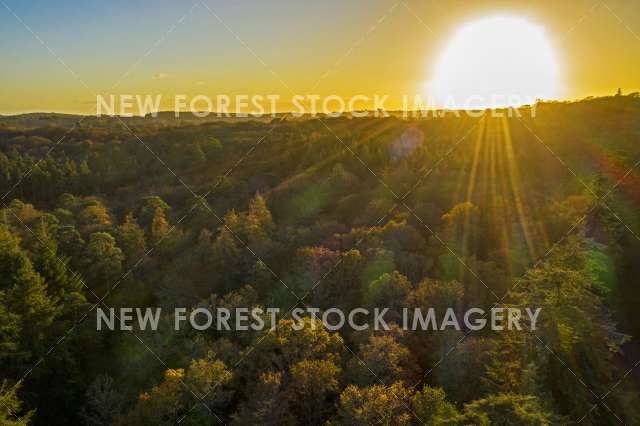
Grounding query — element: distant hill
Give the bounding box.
[0,111,292,129]
[1,94,638,129]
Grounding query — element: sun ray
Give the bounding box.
[487,118,513,276]
[501,115,537,261]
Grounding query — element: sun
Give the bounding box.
[428,16,561,109]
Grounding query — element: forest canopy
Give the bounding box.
[1,96,639,425]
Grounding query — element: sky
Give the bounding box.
[0,0,639,114]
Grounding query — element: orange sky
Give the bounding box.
[0,0,638,114]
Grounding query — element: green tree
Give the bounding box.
[56,225,85,263]
[412,386,461,425]
[32,221,85,311]
[77,203,112,233]
[117,213,147,266]
[150,208,170,245]
[0,225,59,361]
[138,196,170,228]
[200,137,222,159]
[82,232,124,293]
[121,357,232,426]
[0,380,34,425]
[462,393,554,425]
[80,375,123,426]
[247,318,343,377]
[233,372,292,425]
[347,334,417,386]
[364,271,412,316]
[0,292,21,363]
[405,278,465,376]
[288,359,341,423]
[247,192,274,235]
[183,142,206,166]
[337,381,413,425]
[238,359,341,425]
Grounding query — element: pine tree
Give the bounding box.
[33,221,84,309]
[79,375,123,426]
[0,225,59,360]
[0,380,34,425]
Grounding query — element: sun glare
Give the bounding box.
[428,16,561,109]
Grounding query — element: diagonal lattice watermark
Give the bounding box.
[2,0,639,424]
